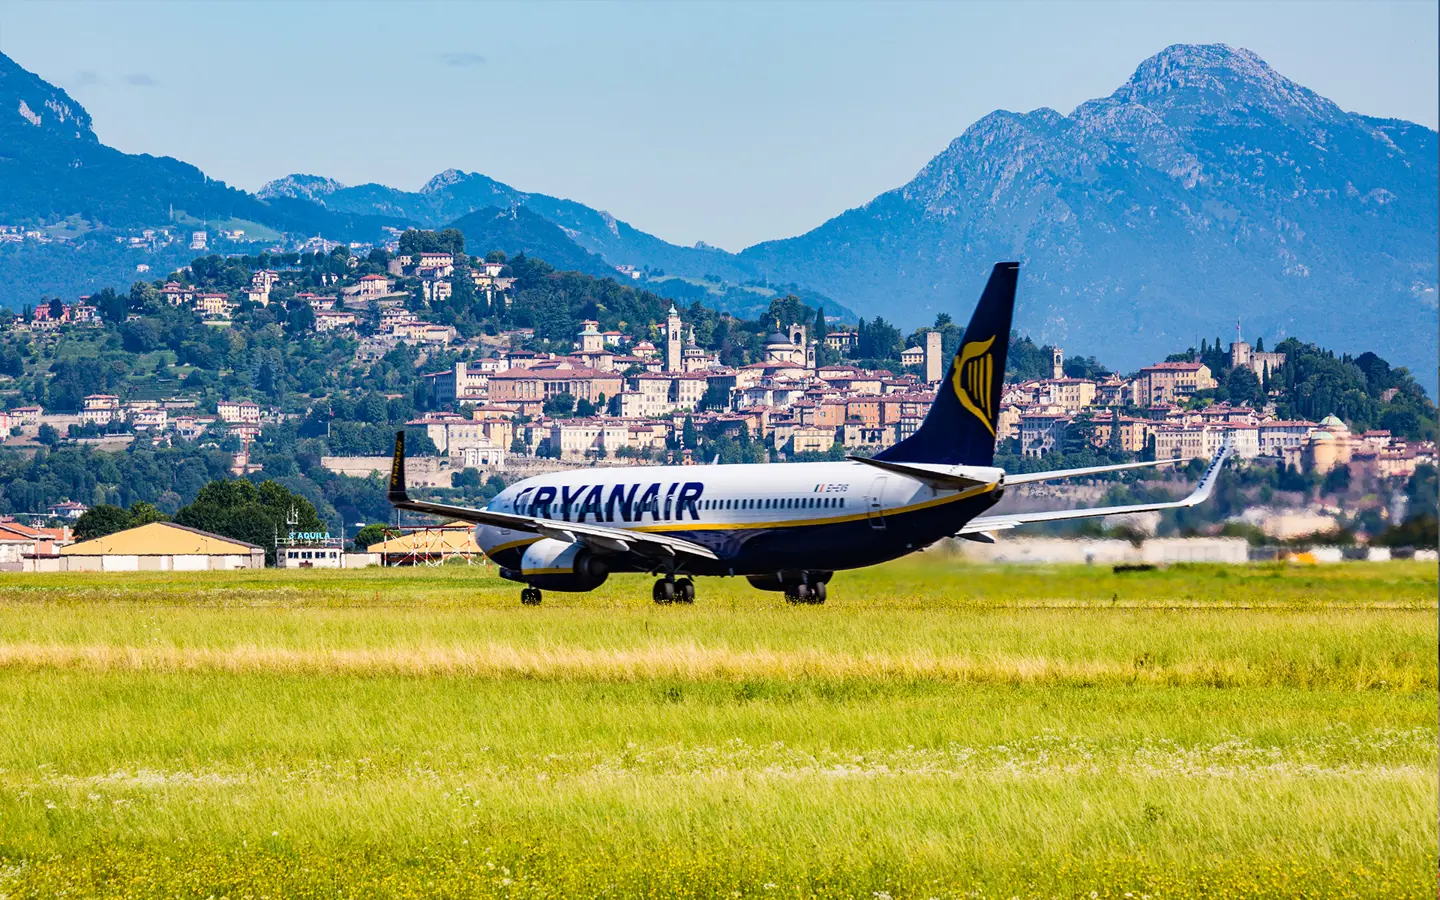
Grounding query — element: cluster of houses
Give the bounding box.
[405,306,948,463]
[400,313,1436,478]
[11,300,100,329]
[72,395,263,443]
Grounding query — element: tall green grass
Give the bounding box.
[0,559,1433,898]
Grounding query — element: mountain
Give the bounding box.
[0,53,406,240]
[738,44,1438,380]
[264,169,858,319]
[260,168,756,282]
[445,206,615,279]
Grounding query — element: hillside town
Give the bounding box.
[4,286,1431,479]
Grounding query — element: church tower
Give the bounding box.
[1051,346,1063,379]
[665,304,683,373]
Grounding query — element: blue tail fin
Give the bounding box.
[876,262,1019,466]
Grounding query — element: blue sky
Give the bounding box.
[1,0,1435,249]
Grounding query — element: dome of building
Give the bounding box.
[765,330,793,346]
[1318,414,1349,432]
[1310,430,1334,441]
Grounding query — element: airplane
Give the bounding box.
[387,262,1234,605]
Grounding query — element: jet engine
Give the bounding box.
[502,538,609,592]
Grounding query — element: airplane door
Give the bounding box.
[867,475,887,529]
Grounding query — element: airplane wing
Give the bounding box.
[958,439,1233,538]
[385,432,719,561]
[1003,457,1183,485]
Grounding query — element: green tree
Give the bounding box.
[175,479,324,564]
[127,501,168,526]
[352,523,395,551]
[436,229,466,258]
[1006,334,1052,381]
[543,393,576,418]
[1322,464,1352,495]
[1405,464,1437,519]
[94,287,127,324]
[452,468,483,489]
[74,504,131,541]
[36,424,60,447]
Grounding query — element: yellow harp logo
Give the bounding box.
[951,336,996,435]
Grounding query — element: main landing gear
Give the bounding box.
[520,587,542,605]
[653,576,695,605]
[784,582,826,605]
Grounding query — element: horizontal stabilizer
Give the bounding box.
[848,455,996,491]
[959,439,1233,536]
[1004,458,1184,486]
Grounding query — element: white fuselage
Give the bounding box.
[473,459,1004,570]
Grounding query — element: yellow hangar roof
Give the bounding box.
[368,525,480,554]
[61,521,262,556]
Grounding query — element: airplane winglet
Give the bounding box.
[388,430,410,504]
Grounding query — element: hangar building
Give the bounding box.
[60,521,265,571]
[367,524,483,566]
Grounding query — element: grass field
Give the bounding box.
[0,558,1433,899]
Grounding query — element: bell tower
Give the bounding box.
[665,304,683,373]
[1051,346,1063,379]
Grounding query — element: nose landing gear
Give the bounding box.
[520,587,542,605]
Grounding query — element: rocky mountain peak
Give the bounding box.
[256,174,345,202]
[1106,43,1344,124]
[0,51,94,141]
[421,168,472,193]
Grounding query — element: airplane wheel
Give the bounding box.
[676,578,695,604]
[653,579,676,604]
[788,584,811,604]
[520,587,542,606]
[811,582,827,604]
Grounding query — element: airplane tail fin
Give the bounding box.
[875,262,1019,466]
[388,431,410,504]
